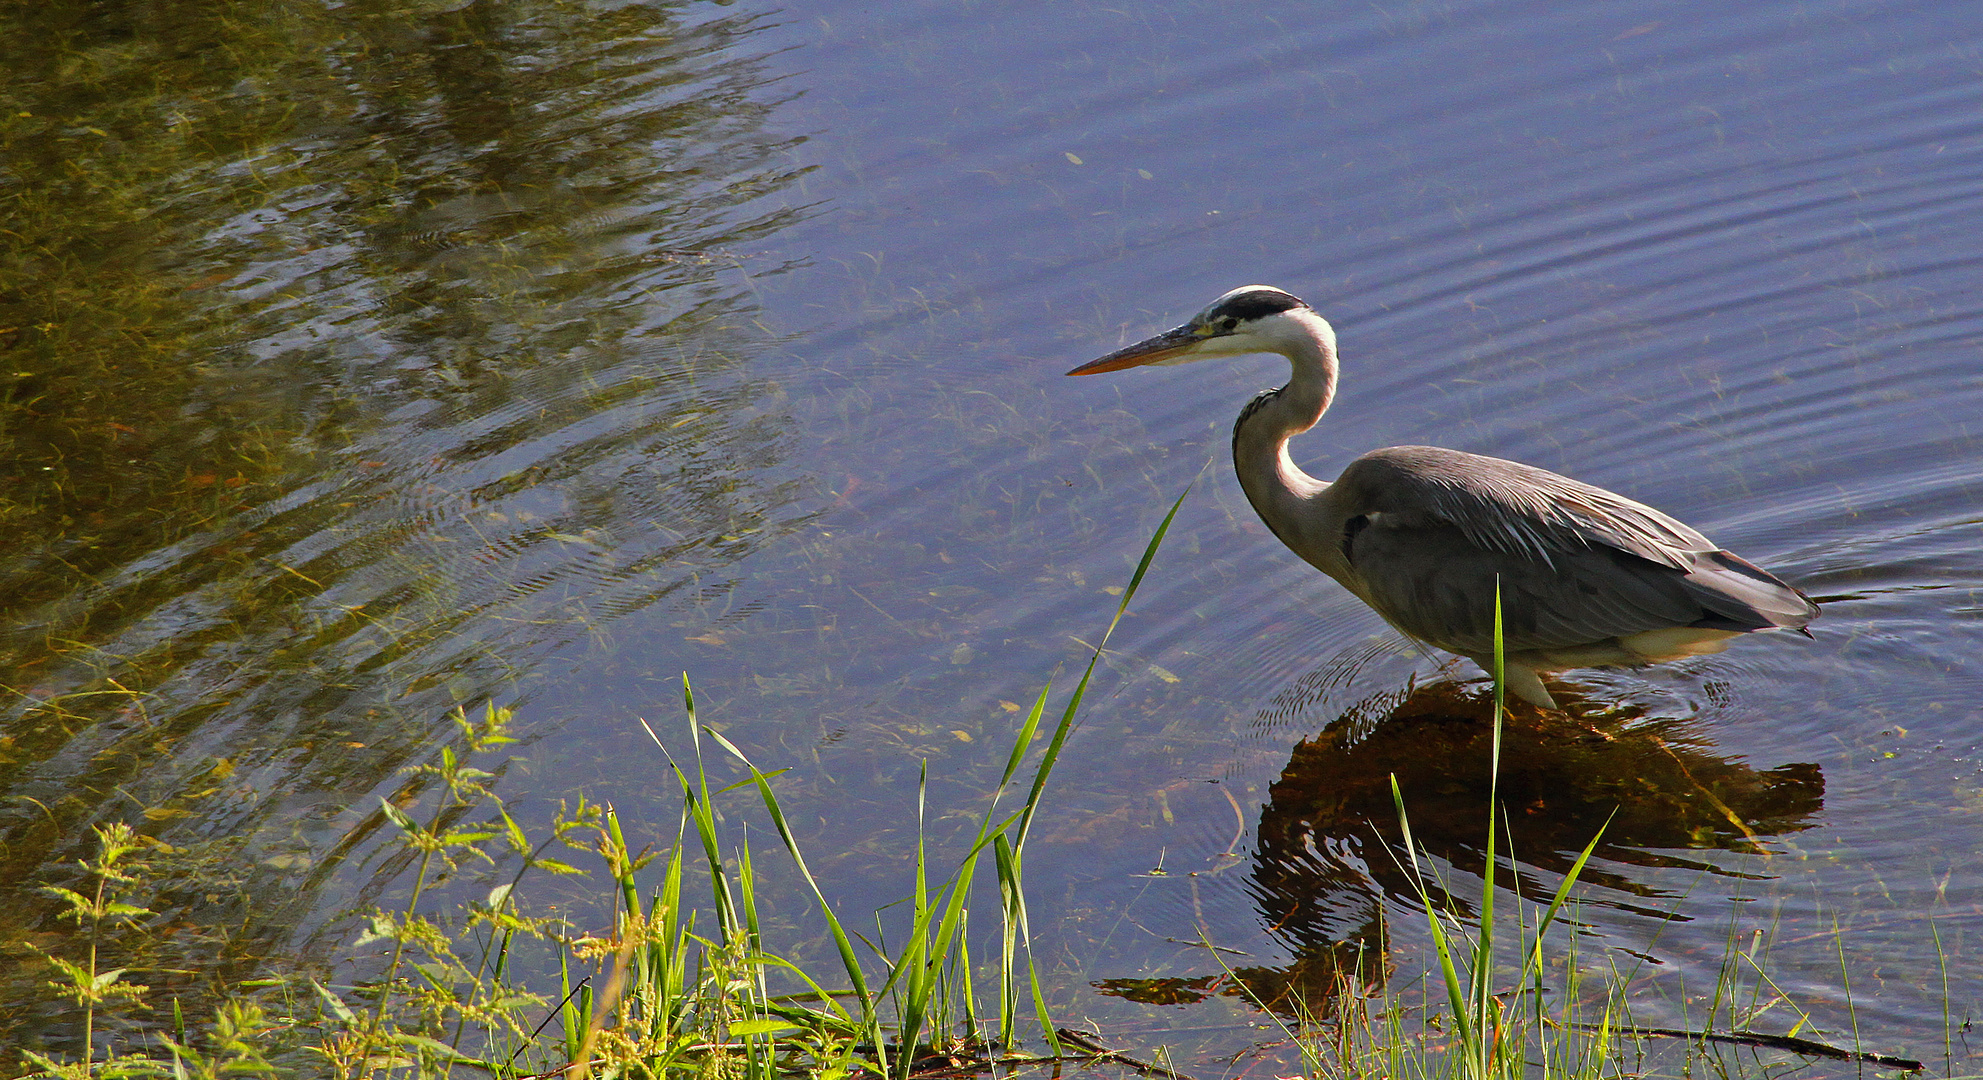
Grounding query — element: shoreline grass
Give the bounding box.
[19,496,1931,1080]
[19,493,1195,1080]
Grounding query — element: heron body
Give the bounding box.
[1068,285,1818,709]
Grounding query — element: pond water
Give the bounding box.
[5,0,1981,1069]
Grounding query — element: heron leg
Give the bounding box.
[1500,663,1560,710]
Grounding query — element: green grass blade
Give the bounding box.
[996,832,1059,1056]
[1471,581,1507,1078]
[1014,482,1189,859]
[679,679,743,940]
[702,724,882,1052]
[1390,775,1476,1062]
[999,684,1052,791]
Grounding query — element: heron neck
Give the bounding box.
[1232,321,1337,547]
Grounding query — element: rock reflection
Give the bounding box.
[0,0,811,1058]
[1100,678,1823,1018]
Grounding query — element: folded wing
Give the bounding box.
[1332,446,1818,657]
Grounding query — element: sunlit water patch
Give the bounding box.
[0,0,817,1056]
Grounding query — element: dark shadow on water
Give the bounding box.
[1099,676,1824,1018]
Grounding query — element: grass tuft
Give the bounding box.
[17,489,1193,1080]
[20,496,1920,1080]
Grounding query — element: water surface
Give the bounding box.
[5,0,1981,1069]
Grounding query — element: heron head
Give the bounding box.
[1066,285,1326,375]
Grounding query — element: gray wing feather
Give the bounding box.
[1685,550,1822,629]
[1348,520,1699,653]
[1337,447,1713,570]
[1332,447,1817,655]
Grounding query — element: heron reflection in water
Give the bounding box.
[1093,677,1825,1018]
[1069,286,1818,708]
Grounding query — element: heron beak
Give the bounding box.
[1065,323,1203,375]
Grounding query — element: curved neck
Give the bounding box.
[1232,312,1338,551]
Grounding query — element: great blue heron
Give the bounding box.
[1068,285,1818,709]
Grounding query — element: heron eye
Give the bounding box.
[1219,317,1238,332]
